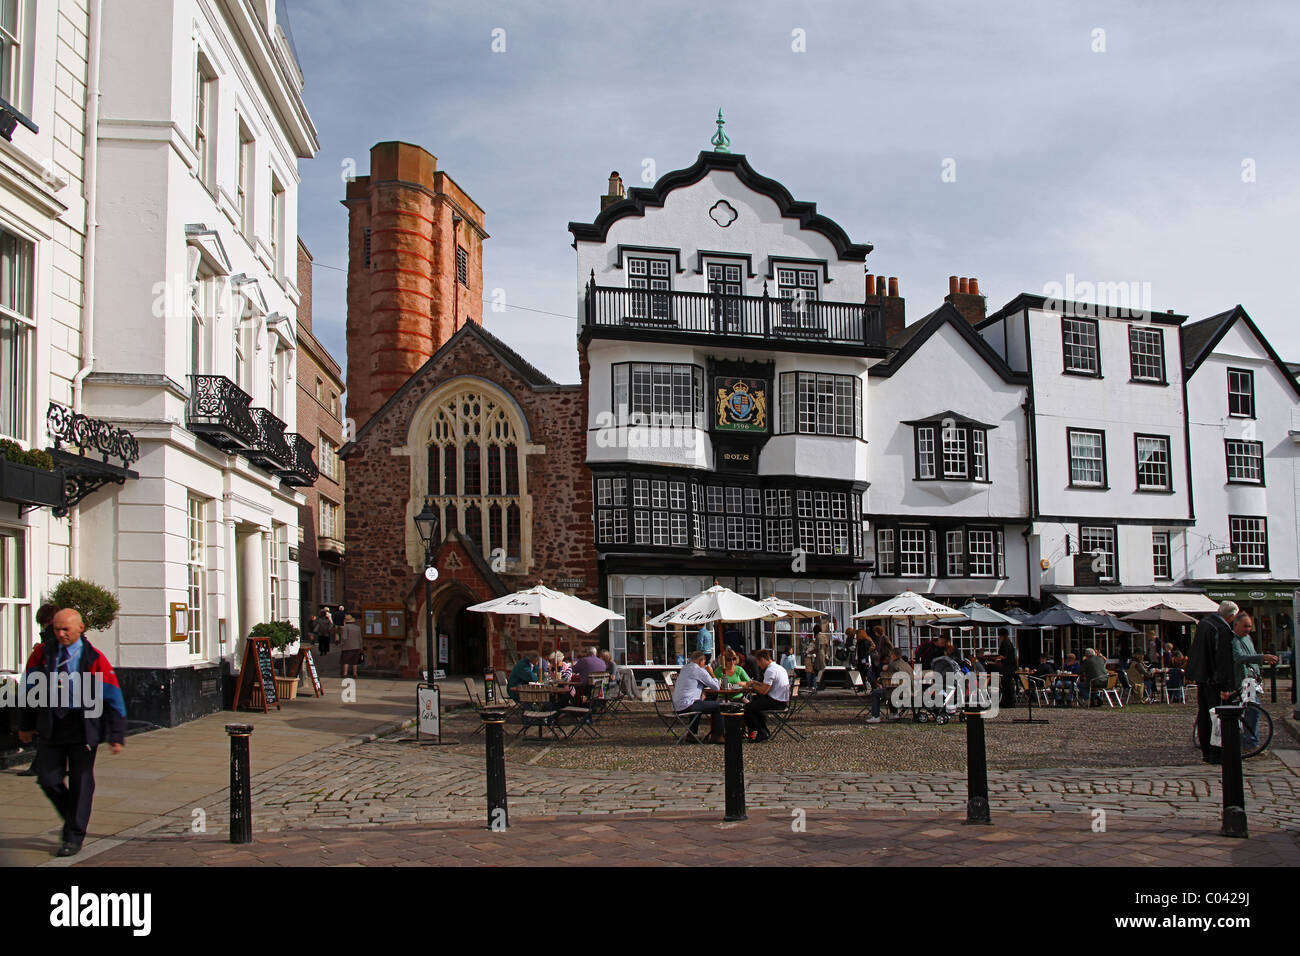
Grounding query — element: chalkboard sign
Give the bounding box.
[233,637,280,713]
[285,648,324,698]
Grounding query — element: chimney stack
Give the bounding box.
[866,270,906,341]
[600,171,626,211]
[945,275,987,327]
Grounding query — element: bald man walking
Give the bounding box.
[17,608,127,857]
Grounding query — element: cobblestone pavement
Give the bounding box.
[113,713,1300,843]
[83,808,1300,867]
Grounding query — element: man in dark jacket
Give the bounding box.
[1186,601,1238,764]
[17,609,127,856]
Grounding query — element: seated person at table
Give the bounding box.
[550,650,574,683]
[671,651,722,741]
[1081,647,1109,705]
[572,646,607,683]
[714,649,750,688]
[742,648,791,742]
[865,648,911,722]
[507,651,541,702]
[1127,656,1154,702]
[1062,653,1081,675]
[1035,658,1056,679]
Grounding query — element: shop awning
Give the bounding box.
[1056,592,1218,615]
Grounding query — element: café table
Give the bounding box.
[1047,673,1081,707]
[701,685,750,742]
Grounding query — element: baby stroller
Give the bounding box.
[914,655,964,724]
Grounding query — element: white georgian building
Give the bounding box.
[75,0,318,725]
[570,140,888,663]
[1182,306,1300,656]
[0,0,93,683]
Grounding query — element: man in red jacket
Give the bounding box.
[17,608,127,857]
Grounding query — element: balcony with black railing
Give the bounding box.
[581,282,886,349]
[187,375,258,450]
[279,433,319,486]
[247,407,293,472]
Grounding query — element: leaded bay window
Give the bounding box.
[612,362,704,428]
[0,227,34,442]
[778,372,863,437]
[594,473,861,558]
[1225,440,1263,484]
[910,416,992,482]
[872,522,1006,579]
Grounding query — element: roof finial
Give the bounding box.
[710,108,731,153]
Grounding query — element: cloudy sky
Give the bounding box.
[288,0,1300,387]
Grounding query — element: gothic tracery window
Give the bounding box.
[425,387,524,565]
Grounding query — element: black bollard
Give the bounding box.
[1217,705,1248,838]
[482,709,509,831]
[964,706,992,825]
[225,723,254,844]
[1269,665,1276,704]
[722,704,747,822]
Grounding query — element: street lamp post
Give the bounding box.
[414,497,440,681]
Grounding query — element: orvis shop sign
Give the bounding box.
[1214,552,1240,574]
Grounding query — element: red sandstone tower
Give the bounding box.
[343,142,487,431]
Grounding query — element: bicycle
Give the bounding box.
[1190,679,1273,758]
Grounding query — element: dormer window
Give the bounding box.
[907,413,993,482]
[776,267,819,327]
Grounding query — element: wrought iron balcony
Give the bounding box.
[187,375,258,450]
[279,433,319,486]
[247,408,293,472]
[581,283,885,349]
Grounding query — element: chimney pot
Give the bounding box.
[865,273,875,297]
[959,277,969,294]
[888,277,899,298]
[969,278,980,295]
[876,275,888,296]
[949,276,959,295]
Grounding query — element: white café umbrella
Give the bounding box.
[467,583,623,665]
[851,589,965,658]
[647,585,781,661]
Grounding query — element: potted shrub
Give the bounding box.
[248,620,301,701]
[48,578,120,631]
[0,440,62,509]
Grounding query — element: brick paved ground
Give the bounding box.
[82,808,1300,867]
[6,680,1296,867]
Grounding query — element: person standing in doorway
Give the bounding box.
[17,609,127,857]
